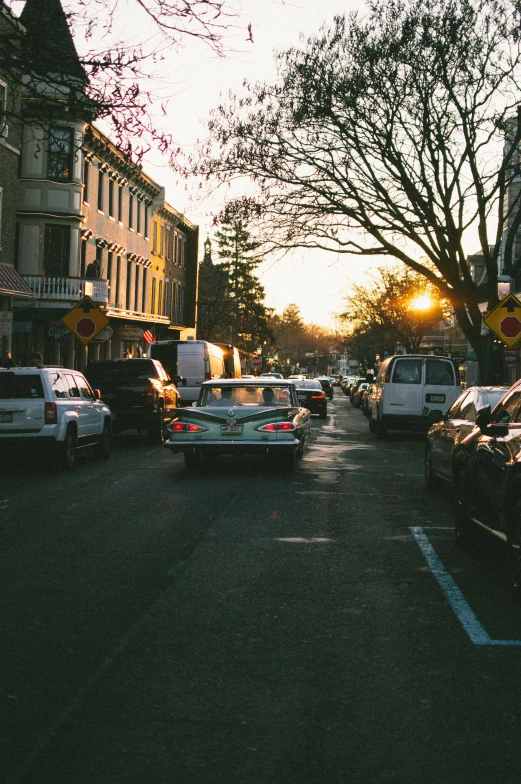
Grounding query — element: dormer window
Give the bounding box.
[47,127,74,181]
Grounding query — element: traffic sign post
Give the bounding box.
[483,295,521,347]
[61,296,109,345]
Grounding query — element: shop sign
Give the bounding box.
[114,326,144,342]
[13,321,32,333]
[49,319,71,341]
[0,311,13,336]
[504,349,518,369]
[91,326,113,343]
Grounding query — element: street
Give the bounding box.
[3,390,521,783]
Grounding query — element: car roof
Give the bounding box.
[202,378,293,387]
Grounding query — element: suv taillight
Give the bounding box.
[145,382,158,404]
[45,402,57,424]
[205,372,211,381]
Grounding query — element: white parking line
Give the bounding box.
[410,526,521,647]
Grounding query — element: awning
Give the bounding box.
[0,264,33,298]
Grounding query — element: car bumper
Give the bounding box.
[165,438,301,456]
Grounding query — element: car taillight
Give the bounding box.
[45,402,57,424]
[257,422,297,432]
[169,421,206,432]
[145,382,158,404]
[311,393,325,399]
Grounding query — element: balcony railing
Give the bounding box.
[22,276,109,304]
[105,303,171,324]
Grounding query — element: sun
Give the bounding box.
[409,294,434,311]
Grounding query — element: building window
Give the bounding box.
[142,268,148,313]
[129,194,134,230]
[107,251,113,297]
[134,265,140,312]
[0,81,6,127]
[158,280,163,315]
[108,179,114,218]
[97,168,104,212]
[118,184,123,222]
[151,277,156,314]
[126,260,133,311]
[47,127,74,181]
[159,225,165,257]
[83,159,89,204]
[137,200,141,234]
[166,227,172,261]
[114,255,121,307]
[152,221,157,255]
[80,236,87,277]
[144,204,149,238]
[0,187,3,251]
[44,225,70,276]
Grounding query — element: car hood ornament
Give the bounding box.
[227,407,236,418]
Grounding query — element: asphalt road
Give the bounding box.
[3,390,521,783]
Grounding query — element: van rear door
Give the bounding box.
[424,358,459,410]
[388,357,424,416]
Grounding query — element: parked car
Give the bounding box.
[260,372,284,379]
[84,358,179,442]
[352,381,370,408]
[361,384,374,416]
[368,354,460,437]
[293,378,328,418]
[0,366,112,470]
[349,377,366,403]
[165,379,311,470]
[317,376,334,399]
[452,379,521,596]
[425,385,508,489]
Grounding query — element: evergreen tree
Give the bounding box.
[214,213,273,353]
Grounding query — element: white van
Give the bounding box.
[367,354,460,437]
[150,340,225,406]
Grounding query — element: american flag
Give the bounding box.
[143,329,155,344]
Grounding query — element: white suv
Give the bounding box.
[0,366,112,470]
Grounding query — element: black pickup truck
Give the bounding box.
[84,358,179,442]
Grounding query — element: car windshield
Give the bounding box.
[199,385,293,407]
[295,380,322,390]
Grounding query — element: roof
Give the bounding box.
[202,379,293,387]
[0,264,33,297]
[20,0,86,82]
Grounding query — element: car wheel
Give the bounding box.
[60,427,77,471]
[424,444,437,489]
[184,452,201,470]
[147,410,165,444]
[95,421,111,460]
[506,478,521,599]
[454,468,472,548]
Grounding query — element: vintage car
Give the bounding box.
[164,378,312,470]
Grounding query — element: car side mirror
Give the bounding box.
[476,405,509,437]
[475,405,491,431]
[93,388,101,401]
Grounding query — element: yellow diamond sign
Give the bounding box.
[483,294,521,347]
[61,296,109,345]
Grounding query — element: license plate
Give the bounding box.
[0,412,13,423]
[221,424,243,434]
[426,394,445,403]
[298,395,306,402]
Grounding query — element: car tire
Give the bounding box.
[147,409,165,444]
[184,451,201,470]
[454,468,472,548]
[60,427,77,471]
[505,477,521,600]
[424,444,437,489]
[95,421,111,460]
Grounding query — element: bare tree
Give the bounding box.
[189,0,521,380]
[340,266,448,355]
[1,0,241,158]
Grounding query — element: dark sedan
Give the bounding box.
[453,379,521,596]
[425,385,508,488]
[293,379,328,418]
[316,377,334,399]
